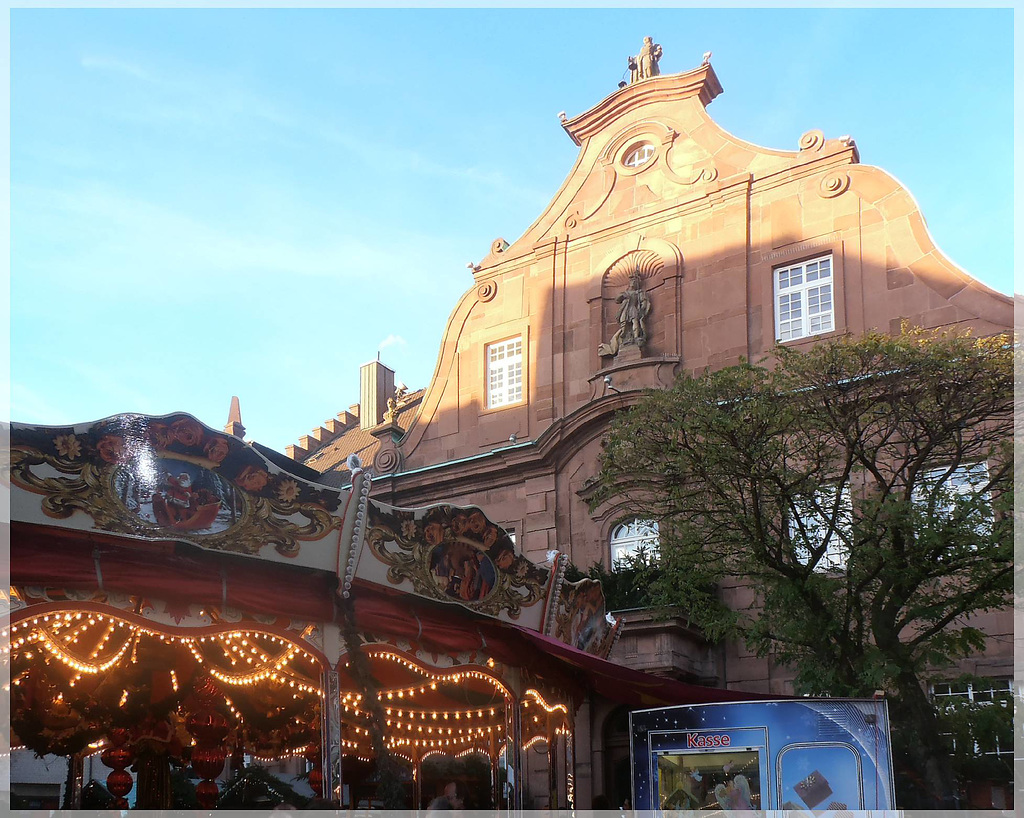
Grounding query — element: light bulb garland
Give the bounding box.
[8,612,324,695]
[524,688,568,715]
[364,649,511,699]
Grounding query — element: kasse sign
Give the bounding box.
[686,733,731,748]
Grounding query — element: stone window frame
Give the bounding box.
[621,140,656,170]
[485,335,525,410]
[609,517,660,568]
[773,253,836,342]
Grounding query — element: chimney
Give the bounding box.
[224,396,246,439]
[359,360,395,430]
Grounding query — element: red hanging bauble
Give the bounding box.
[303,742,320,763]
[101,744,133,771]
[192,675,221,705]
[106,768,133,798]
[109,727,131,747]
[190,745,227,781]
[308,766,324,797]
[196,778,220,809]
[186,709,229,745]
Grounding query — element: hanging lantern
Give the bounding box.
[184,675,229,809]
[109,727,131,747]
[100,744,133,771]
[106,768,133,799]
[308,766,324,798]
[190,745,227,781]
[185,709,229,745]
[101,741,135,808]
[196,778,220,809]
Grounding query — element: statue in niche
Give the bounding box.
[598,269,651,358]
[628,36,663,83]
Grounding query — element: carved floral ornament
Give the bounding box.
[10,413,345,557]
[364,502,551,619]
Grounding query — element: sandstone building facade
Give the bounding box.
[286,59,1012,805]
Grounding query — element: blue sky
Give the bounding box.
[11,8,1013,455]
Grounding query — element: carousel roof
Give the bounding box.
[9,411,771,709]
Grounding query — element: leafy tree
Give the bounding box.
[932,674,1014,789]
[564,549,659,611]
[594,328,1012,807]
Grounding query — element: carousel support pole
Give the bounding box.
[412,746,422,810]
[547,714,558,811]
[509,697,524,814]
[489,733,500,809]
[62,751,84,809]
[565,707,577,813]
[321,623,345,805]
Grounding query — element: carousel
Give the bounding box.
[7,412,754,810]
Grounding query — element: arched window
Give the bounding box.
[609,518,659,566]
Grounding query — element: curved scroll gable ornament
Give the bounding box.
[10,413,345,557]
[476,280,497,303]
[818,171,851,199]
[364,501,550,619]
[598,251,660,358]
[798,129,826,152]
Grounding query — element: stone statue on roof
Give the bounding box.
[628,36,663,83]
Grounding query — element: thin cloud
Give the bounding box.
[80,55,152,82]
[378,334,407,351]
[13,182,464,294]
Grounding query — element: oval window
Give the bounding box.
[623,142,656,169]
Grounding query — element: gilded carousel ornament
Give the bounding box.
[10,413,344,557]
[365,503,551,619]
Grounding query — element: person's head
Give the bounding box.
[444,782,463,808]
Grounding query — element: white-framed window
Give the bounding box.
[623,142,655,169]
[916,462,991,510]
[914,462,993,544]
[775,254,834,341]
[610,518,659,566]
[931,677,1014,761]
[486,336,523,408]
[931,676,1012,705]
[791,484,852,572]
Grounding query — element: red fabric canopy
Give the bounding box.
[11,522,775,707]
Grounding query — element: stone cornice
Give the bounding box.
[371,390,645,502]
[561,65,723,147]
